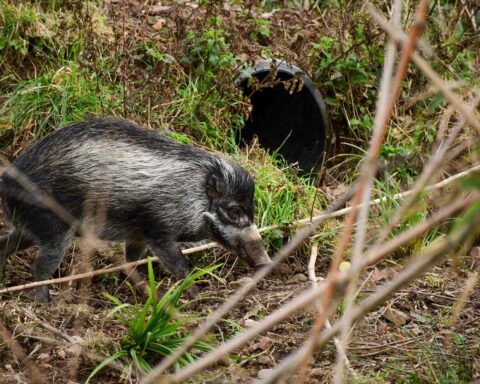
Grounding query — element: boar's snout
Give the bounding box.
[237,224,272,268]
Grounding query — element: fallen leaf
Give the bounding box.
[57,348,67,359]
[149,5,172,15]
[410,323,423,336]
[37,353,50,361]
[152,18,166,31]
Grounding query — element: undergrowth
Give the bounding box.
[86,260,217,381]
[0,1,479,381]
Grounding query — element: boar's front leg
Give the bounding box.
[147,238,192,279]
[147,238,199,297]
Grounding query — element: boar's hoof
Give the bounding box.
[35,286,52,303]
[254,262,273,270]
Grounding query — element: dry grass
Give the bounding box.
[1,1,480,383]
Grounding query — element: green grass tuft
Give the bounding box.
[87,260,218,381]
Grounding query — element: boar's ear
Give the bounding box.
[206,173,225,199]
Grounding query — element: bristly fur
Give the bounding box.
[0,117,270,302]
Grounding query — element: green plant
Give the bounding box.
[250,17,271,43]
[0,2,52,61]
[0,62,120,152]
[162,16,247,151]
[182,16,239,84]
[86,260,218,381]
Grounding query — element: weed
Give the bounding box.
[0,2,52,62]
[250,17,271,43]
[424,273,442,288]
[86,260,218,381]
[161,16,247,151]
[0,62,120,153]
[238,145,324,250]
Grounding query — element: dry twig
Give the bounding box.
[261,198,480,382]
[0,317,47,384]
[155,193,478,383]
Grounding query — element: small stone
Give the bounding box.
[468,246,480,257]
[258,336,272,350]
[257,368,273,379]
[244,319,259,328]
[230,277,255,290]
[383,307,410,326]
[287,273,308,284]
[258,355,273,366]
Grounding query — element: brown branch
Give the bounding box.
[334,0,404,380]
[261,203,480,382]
[300,1,429,381]
[374,93,480,246]
[307,243,356,378]
[155,194,479,383]
[368,5,480,134]
[0,318,47,384]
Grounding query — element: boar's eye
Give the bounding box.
[228,206,241,220]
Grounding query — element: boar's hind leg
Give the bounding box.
[33,231,74,303]
[0,228,36,279]
[125,239,149,262]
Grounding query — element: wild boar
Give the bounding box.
[0,118,271,302]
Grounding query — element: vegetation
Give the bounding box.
[0,0,479,383]
[87,260,216,381]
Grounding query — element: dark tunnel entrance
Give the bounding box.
[237,60,330,176]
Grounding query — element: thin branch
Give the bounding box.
[308,244,356,378]
[0,317,47,384]
[158,194,479,383]
[302,2,428,381]
[260,203,480,382]
[21,308,133,378]
[368,5,480,134]
[375,93,480,245]
[1,165,478,297]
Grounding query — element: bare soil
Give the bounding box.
[1,2,479,383]
[1,207,480,383]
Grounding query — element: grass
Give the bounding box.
[86,260,218,381]
[0,62,121,152]
[1,0,479,382]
